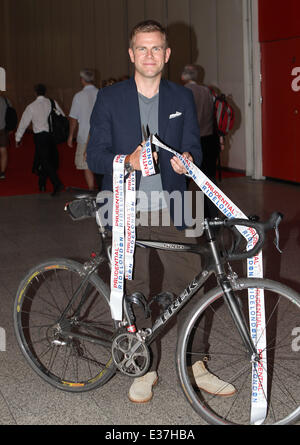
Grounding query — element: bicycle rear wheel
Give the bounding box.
[176,278,300,425]
[14,258,116,392]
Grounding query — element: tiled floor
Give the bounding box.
[0,176,300,426]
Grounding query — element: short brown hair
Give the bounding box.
[129,20,168,49]
[34,83,46,96]
[182,65,198,82]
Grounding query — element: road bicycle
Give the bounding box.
[13,192,300,425]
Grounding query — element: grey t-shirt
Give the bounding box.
[137,92,167,212]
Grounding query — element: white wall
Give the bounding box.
[190,0,246,171]
[1,0,252,173]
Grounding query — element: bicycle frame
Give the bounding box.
[18,194,297,424]
[57,211,259,362]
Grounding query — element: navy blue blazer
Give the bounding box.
[87,77,202,229]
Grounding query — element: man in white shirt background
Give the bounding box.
[68,69,98,190]
[15,83,64,196]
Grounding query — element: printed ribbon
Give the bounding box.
[110,155,136,321]
[111,135,267,424]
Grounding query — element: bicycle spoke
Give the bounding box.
[15,261,116,391]
[177,280,300,425]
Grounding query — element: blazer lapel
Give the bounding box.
[126,78,173,142]
[125,77,142,142]
[158,79,174,140]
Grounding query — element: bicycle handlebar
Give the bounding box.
[65,194,283,263]
[209,211,283,261]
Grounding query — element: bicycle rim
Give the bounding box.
[14,258,116,392]
[176,278,300,425]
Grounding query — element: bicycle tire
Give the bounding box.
[176,277,300,425]
[14,258,116,392]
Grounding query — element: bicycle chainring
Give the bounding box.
[111,332,150,377]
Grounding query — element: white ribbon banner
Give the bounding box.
[111,135,267,424]
[110,155,136,321]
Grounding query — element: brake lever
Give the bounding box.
[229,226,243,255]
[273,219,282,253]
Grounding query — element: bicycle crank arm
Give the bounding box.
[111,332,150,377]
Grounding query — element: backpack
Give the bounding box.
[209,88,235,136]
[4,97,18,132]
[48,99,69,144]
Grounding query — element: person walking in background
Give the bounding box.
[15,83,64,196]
[68,69,99,190]
[0,92,10,179]
[181,64,223,218]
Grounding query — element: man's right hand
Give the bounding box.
[126,141,158,171]
[126,143,143,170]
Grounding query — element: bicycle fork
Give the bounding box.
[205,222,259,361]
[220,278,259,361]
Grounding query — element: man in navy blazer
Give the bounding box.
[87,20,235,404]
[87,73,202,229]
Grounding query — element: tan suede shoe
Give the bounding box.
[192,361,236,397]
[128,371,158,403]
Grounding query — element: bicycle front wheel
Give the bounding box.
[176,278,300,425]
[14,258,116,392]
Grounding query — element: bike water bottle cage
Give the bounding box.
[126,292,151,319]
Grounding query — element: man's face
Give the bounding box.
[129,31,171,80]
